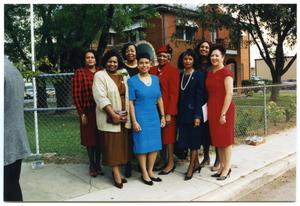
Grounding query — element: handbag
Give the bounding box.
[107,110,128,124]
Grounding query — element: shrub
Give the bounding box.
[267,101,285,125]
[284,99,296,122]
[235,108,261,137]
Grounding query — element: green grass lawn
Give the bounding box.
[234,90,296,105]
[25,110,87,162]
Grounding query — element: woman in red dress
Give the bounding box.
[205,44,235,180]
[72,50,103,177]
[149,45,180,175]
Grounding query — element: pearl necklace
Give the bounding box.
[138,74,152,86]
[180,69,194,91]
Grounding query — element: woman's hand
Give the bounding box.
[111,113,122,124]
[194,118,201,127]
[133,121,142,132]
[81,114,88,125]
[161,116,166,128]
[165,114,171,125]
[219,115,226,125]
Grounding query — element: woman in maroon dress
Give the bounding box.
[205,44,235,180]
[72,50,103,177]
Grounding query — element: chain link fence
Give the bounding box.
[233,84,296,142]
[24,73,297,162]
[24,73,87,162]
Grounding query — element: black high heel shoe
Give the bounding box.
[158,165,176,175]
[216,169,231,180]
[184,166,194,181]
[184,164,201,175]
[193,165,202,173]
[122,178,128,183]
[184,173,193,181]
[211,172,221,177]
[112,172,123,189]
[141,176,153,185]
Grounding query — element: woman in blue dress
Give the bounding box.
[128,53,166,186]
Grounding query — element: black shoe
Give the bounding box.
[216,169,231,180]
[114,181,123,189]
[125,162,132,178]
[184,165,201,175]
[200,158,210,167]
[184,174,193,181]
[112,172,123,189]
[122,178,128,183]
[158,165,176,175]
[184,167,194,181]
[141,176,153,185]
[150,176,162,182]
[211,173,221,177]
[193,165,202,173]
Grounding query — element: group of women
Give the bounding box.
[72,41,235,189]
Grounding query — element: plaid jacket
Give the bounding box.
[72,67,101,115]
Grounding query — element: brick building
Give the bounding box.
[107,4,250,87]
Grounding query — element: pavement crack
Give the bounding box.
[88,178,93,193]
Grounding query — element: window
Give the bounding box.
[127,29,145,42]
[175,26,196,41]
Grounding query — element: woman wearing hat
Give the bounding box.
[149,44,180,175]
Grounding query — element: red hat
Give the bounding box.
[156,44,173,54]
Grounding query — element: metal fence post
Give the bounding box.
[263,84,268,135]
[30,4,40,156]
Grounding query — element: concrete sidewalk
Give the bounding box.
[20,127,297,202]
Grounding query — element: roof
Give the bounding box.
[152,4,200,18]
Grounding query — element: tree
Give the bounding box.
[5,4,158,108]
[196,4,297,101]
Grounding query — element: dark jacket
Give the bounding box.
[178,70,207,124]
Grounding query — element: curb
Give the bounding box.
[193,153,296,201]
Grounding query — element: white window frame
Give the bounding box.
[176,26,196,41]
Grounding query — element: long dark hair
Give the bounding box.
[194,40,211,67]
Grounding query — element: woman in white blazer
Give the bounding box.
[93,50,131,189]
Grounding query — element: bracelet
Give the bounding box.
[161,115,165,117]
[221,113,226,117]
